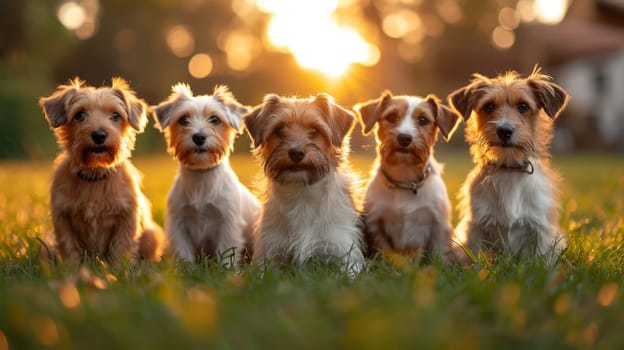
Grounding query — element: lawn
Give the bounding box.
[0,151,623,350]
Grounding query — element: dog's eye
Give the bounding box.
[209,115,221,125]
[178,115,190,126]
[517,102,529,113]
[308,129,320,139]
[275,124,286,138]
[386,114,398,123]
[417,116,429,126]
[74,111,87,122]
[111,112,121,122]
[484,103,496,113]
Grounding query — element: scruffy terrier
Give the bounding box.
[152,84,259,265]
[39,78,165,263]
[448,66,569,258]
[354,91,460,262]
[243,93,365,273]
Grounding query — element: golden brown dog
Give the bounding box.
[243,93,365,274]
[448,67,569,258]
[39,78,165,263]
[354,91,459,262]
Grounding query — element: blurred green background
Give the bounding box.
[1,0,623,160]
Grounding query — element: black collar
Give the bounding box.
[487,160,534,174]
[76,168,110,182]
[382,163,433,194]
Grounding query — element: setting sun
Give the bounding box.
[259,0,379,78]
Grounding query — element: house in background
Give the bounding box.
[520,0,624,150]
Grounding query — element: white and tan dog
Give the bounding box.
[448,67,569,258]
[354,91,459,262]
[153,84,259,264]
[243,93,364,273]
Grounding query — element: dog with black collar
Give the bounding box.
[354,91,460,262]
[39,78,166,263]
[448,66,569,259]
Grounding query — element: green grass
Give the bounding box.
[0,152,623,349]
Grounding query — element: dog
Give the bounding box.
[448,66,569,258]
[243,93,365,273]
[152,84,259,265]
[39,77,165,263]
[354,91,460,262]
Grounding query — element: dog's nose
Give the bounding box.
[192,133,207,146]
[496,126,514,143]
[397,133,412,147]
[91,130,107,145]
[288,147,305,163]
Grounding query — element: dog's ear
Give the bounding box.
[39,79,83,128]
[353,90,393,135]
[152,83,190,130]
[313,93,355,147]
[528,75,569,119]
[151,100,176,131]
[243,94,281,148]
[111,77,148,132]
[448,74,489,121]
[447,86,474,122]
[213,85,250,134]
[426,95,460,141]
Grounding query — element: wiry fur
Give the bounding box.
[152,84,259,264]
[243,93,364,273]
[39,77,165,263]
[448,66,569,258]
[354,91,459,261]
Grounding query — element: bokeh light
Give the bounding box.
[382,10,422,39]
[33,316,58,346]
[597,282,619,307]
[219,30,262,71]
[436,0,462,24]
[498,7,520,30]
[188,53,213,79]
[492,25,515,49]
[56,0,100,39]
[534,0,569,24]
[166,25,195,58]
[59,282,81,309]
[57,2,86,30]
[516,0,537,22]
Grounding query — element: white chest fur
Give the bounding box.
[364,159,451,249]
[473,164,555,229]
[256,170,363,269]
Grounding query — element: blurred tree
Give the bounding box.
[0,2,75,158]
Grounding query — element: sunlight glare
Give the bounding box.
[534,0,569,24]
[261,0,378,77]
